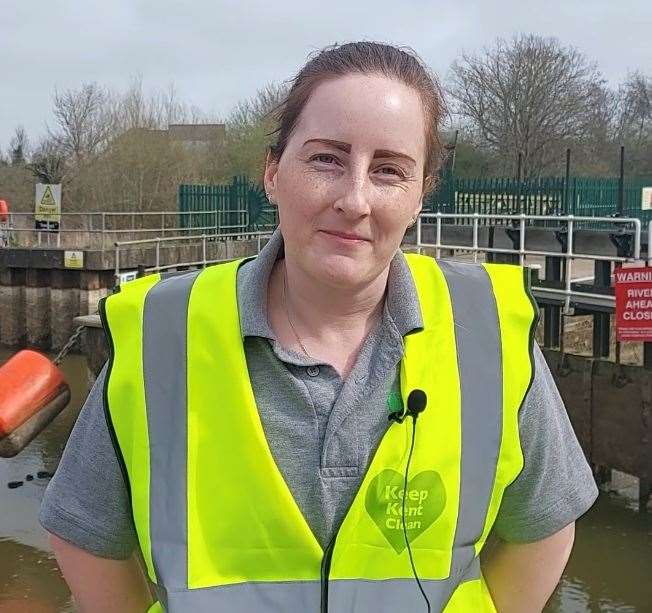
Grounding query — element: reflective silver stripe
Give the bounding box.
[143,270,202,589]
[160,560,477,613]
[328,557,480,612]
[164,580,321,612]
[437,260,502,579]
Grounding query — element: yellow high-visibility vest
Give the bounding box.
[99,253,537,612]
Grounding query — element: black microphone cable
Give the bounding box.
[402,412,431,613]
[389,389,431,612]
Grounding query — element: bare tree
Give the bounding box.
[613,72,652,176]
[224,83,288,179]
[9,126,30,165]
[29,137,67,184]
[107,77,202,134]
[448,35,605,177]
[49,83,112,165]
[113,76,153,131]
[228,82,288,129]
[617,71,651,144]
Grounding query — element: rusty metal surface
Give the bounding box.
[592,361,645,476]
[639,375,652,508]
[542,349,594,459]
[543,348,652,511]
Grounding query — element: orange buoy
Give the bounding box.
[0,350,71,457]
[0,199,8,223]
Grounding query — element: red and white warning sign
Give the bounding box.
[614,266,652,341]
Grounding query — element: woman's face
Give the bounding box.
[264,73,427,289]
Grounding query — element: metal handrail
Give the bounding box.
[113,230,273,281]
[416,212,644,314]
[3,209,254,250]
[7,209,247,218]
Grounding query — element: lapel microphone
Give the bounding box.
[388,388,431,612]
[388,388,427,424]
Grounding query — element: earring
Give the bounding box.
[266,193,276,206]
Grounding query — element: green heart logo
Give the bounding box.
[365,469,446,553]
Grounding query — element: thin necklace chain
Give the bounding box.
[282,264,315,360]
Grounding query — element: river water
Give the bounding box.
[0,348,650,612]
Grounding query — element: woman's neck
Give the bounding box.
[267,257,389,377]
[284,257,388,333]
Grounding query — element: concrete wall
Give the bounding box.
[24,269,51,348]
[0,237,265,352]
[1,267,112,351]
[0,269,25,347]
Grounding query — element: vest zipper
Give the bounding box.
[320,534,337,613]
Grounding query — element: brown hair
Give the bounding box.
[269,41,446,194]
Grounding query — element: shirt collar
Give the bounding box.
[237,227,424,340]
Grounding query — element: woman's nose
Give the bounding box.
[334,175,371,219]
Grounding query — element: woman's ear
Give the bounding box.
[263,150,279,205]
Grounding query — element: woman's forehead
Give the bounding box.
[292,74,426,157]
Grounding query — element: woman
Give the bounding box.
[41,42,597,612]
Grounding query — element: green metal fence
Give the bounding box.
[179,174,651,233]
[426,175,652,227]
[178,176,277,234]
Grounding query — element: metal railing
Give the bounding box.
[416,212,643,313]
[2,210,253,250]
[113,230,273,281]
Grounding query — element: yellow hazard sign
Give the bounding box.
[64,250,84,269]
[40,185,56,206]
[35,183,62,223]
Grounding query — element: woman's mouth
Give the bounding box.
[319,229,370,243]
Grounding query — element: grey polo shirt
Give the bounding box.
[40,230,598,558]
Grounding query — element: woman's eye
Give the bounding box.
[311,154,337,165]
[377,166,405,178]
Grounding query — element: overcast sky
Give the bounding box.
[1,0,650,151]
